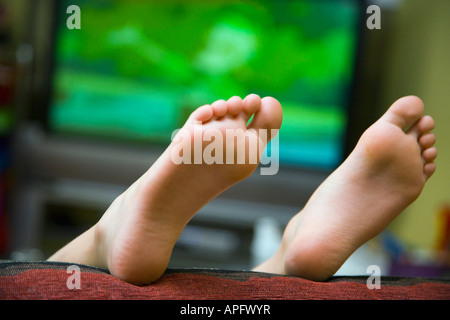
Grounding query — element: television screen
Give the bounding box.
[48,0,361,169]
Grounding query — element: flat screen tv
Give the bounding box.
[45,0,364,171]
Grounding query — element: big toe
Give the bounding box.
[247,96,283,134]
[382,95,424,130]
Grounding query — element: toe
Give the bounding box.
[419,133,436,150]
[424,162,437,180]
[416,115,435,134]
[383,95,424,130]
[190,104,213,123]
[243,94,261,115]
[422,146,438,163]
[211,99,227,118]
[227,96,243,115]
[247,96,283,133]
[407,115,435,139]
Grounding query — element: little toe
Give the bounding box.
[190,104,213,123]
[424,162,437,180]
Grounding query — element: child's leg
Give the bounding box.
[48,94,283,285]
[253,96,437,281]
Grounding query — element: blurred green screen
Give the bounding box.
[49,0,360,169]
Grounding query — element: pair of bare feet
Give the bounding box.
[49,94,437,285]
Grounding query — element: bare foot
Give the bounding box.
[49,94,282,285]
[254,96,437,281]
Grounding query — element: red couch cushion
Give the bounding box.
[1,261,449,300]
